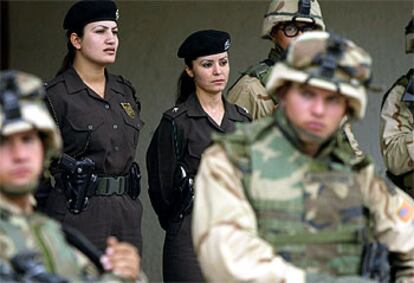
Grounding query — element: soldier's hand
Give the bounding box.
[100,236,140,281]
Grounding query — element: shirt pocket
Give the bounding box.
[121,110,142,147]
[63,114,104,157]
[185,143,209,174]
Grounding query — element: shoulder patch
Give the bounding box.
[162,104,188,120]
[117,75,140,106]
[235,104,252,121]
[44,75,65,90]
[398,199,414,223]
[118,75,136,93]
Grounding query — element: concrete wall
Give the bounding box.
[6,1,413,281]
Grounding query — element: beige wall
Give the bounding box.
[7,0,413,281]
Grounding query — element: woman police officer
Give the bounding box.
[146,30,251,282]
[41,0,143,254]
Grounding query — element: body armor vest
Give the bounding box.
[244,46,286,87]
[229,46,286,91]
[216,115,369,275]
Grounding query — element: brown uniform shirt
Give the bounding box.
[46,67,142,175]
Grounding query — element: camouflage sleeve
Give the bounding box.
[342,121,364,159]
[359,164,414,280]
[192,145,305,283]
[227,75,276,120]
[380,84,414,175]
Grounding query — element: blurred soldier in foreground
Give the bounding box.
[193,32,414,282]
[0,70,143,282]
[380,13,414,197]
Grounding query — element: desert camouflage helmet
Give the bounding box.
[0,70,62,164]
[262,0,325,40]
[266,31,372,119]
[406,12,414,53]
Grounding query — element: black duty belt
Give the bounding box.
[94,176,128,196]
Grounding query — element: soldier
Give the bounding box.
[227,0,363,158]
[0,70,143,282]
[192,32,414,282]
[380,14,414,197]
[227,0,325,119]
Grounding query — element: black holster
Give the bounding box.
[171,164,194,222]
[360,241,390,283]
[58,154,97,214]
[128,162,141,200]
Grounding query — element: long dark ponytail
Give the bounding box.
[175,58,195,104]
[55,28,83,77]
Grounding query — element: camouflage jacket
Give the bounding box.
[192,109,414,283]
[380,69,414,191]
[0,194,126,282]
[227,46,285,119]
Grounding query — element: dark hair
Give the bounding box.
[55,27,84,77]
[175,58,195,104]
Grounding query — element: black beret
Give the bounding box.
[63,0,118,30]
[177,29,231,60]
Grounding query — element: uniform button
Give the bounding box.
[113,124,118,129]
[88,125,93,130]
[105,104,110,110]
[114,146,119,151]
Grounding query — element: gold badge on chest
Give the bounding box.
[121,102,136,118]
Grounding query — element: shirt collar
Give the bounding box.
[268,44,286,63]
[223,98,247,122]
[185,93,208,117]
[64,67,125,97]
[185,93,244,121]
[106,72,126,96]
[63,67,88,94]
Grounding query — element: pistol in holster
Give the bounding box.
[171,164,194,222]
[127,162,141,200]
[360,241,390,283]
[59,154,97,214]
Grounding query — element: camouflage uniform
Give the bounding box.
[380,15,414,197]
[0,71,136,283]
[193,33,414,282]
[227,46,285,119]
[0,194,121,282]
